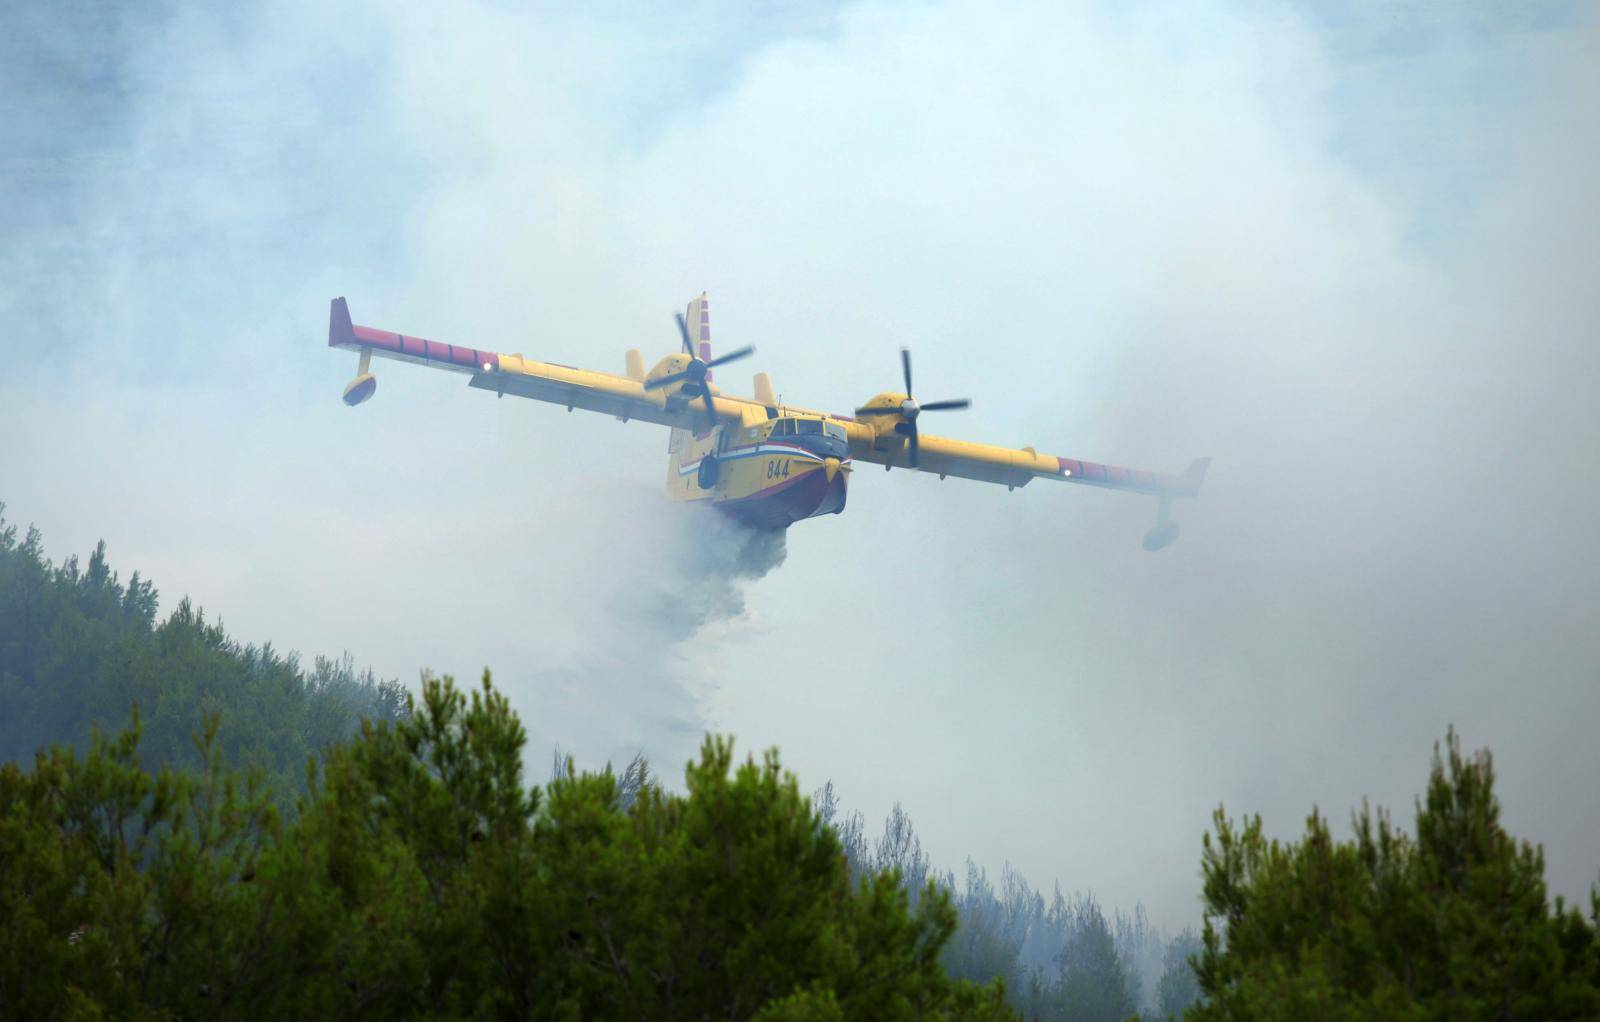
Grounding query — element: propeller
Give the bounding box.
[643,311,754,429]
[854,347,970,468]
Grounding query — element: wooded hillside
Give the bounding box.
[2,503,1595,1020]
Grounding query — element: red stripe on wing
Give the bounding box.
[333,301,499,374]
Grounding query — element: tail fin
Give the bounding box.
[685,292,711,375]
[329,296,356,348]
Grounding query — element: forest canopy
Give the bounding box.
[1191,732,1600,1019]
[1,503,1595,1020]
[0,669,1015,1019]
[0,502,406,795]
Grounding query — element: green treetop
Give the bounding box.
[0,670,1015,1020]
[1190,729,1600,1021]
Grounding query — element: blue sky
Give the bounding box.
[3,1,1597,936]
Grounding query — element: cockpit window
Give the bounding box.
[774,419,794,436]
[824,422,846,440]
[796,419,823,434]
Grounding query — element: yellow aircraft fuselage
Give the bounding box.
[664,400,850,529]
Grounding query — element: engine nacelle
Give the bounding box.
[856,392,908,433]
[645,353,697,395]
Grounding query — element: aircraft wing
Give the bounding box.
[327,297,744,430]
[842,419,1209,499]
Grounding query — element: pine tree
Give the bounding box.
[0,670,1018,1019]
[1155,928,1203,1019]
[0,511,405,791]
[1191,730,1600,1020]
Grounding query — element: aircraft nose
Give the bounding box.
[823,457,841,482]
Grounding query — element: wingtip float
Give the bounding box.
[327,294,1208,549]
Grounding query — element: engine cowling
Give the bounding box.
[853,351,972,469]
[645,354,703,397]
[855,392,909,434]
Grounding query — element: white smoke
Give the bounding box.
[3,1,1597,931]
[487,483,789,772]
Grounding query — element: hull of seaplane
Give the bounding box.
[715,458,849,530]
[670,426,851,531]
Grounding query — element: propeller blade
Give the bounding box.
[907,426,920,468]
[705,345,754,368]
[854,406,903,416]
[919,398,971,412]
[900,347,913,398]
[675,312,694,355]
[701,389,718,431]
[644,370,690,391]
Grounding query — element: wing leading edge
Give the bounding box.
[838,417,1208,550]
[841,420,1207,498]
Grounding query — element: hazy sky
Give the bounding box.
[3,1,1597,932]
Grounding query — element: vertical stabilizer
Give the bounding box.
[753,372,777,407]
[686,292,712,377]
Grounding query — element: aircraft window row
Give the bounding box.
[770,418,843,438]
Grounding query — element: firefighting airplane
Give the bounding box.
[328,294,1208,550]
